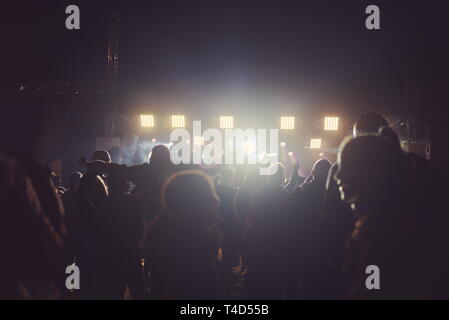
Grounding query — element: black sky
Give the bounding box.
[2,0,449,118]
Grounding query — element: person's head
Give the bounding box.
[149,145,171,166]
[107,173,130,195]
[378,126,401,149]
[91,150,111,163]
[267,162,285,187]
[162,170,220,224]
[68,172,82,191]
[311,158,332,184]
[353,112,388,137]
[336,134,405,213]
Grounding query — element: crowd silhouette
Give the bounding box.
[2,112,449,300]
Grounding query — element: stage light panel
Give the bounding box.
[171,115,186,128]
[324,117,339,131]
[219,116,234,129]
[280,116,295,130]
[140,114,154,127]
[310,138,322,149]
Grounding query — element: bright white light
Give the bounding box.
[288,151,293,157]
[219,116,234,129]
[324,117,339,131]
[280,116,295,130]
[171,115,186,128]
[280,142,286,147]
[310,138,322,149]
[193,136,204,146]
[243,141,255,153]
[140,114,154,127]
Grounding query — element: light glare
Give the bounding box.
[193,136,204,146]
[219,116,234,129]
[324,117,339,131]
[171,115,186,128]
[280,116,295,130]
[140,114,154,128]
[310,138,322,149]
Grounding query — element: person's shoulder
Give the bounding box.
[135,162,150,169]
[80,171,104,183]
[407,152,449,179]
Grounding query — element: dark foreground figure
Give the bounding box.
[337,131,449,299]
[145,170,226,299]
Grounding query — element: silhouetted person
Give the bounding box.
[81,145,177,222]
[337,134,449,299]
[378,126,401,149]
[61,172,83,290]
[62,172,82,236]
[352,112,389,137]
[12,155,68,246]
[320,112,389,298]
[0,154,66,299]
[75,150,110,298]
[285,162,305,192]
[291,159,334,299]
[145,170,226,299]
[320,162,355,298]
[216,168,239,282]
[96,173,146,299]
[75,150,110,231]
[244,177,292,300]
[234,170,266,270]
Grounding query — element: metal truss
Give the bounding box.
[0,81,104,96]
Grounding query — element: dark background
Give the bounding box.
[0,0,448,171]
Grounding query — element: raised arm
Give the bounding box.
[80,157,148,186]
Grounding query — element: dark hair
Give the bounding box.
[312,158,332,181]
[339,134,406,187]
[150,145,171,166]
[161,170,220,221]
[378,126,401,149]
[354,112,388,135]
[91,150,111,163]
